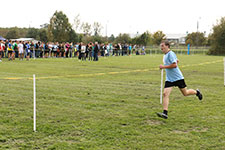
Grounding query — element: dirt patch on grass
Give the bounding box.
[146,120,162,125]
[173,130,189,134]
[192,127,209,132]
[173,127,209,134]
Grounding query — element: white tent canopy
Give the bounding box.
[10,38,39,43]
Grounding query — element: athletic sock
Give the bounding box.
[196,90,200,96]
[163,110,168,115]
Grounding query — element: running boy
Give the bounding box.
[157,41,202,119]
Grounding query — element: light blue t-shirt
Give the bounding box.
[164,50,184,82]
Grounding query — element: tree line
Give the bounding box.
[0,11,224,55]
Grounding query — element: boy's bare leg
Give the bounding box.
[179,88,197,96]
[180,87,202,100]
[163,87,173,111]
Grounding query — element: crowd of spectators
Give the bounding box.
[0,40,146,62]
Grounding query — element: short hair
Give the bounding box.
[161,40,170,48]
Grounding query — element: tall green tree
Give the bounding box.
[93,22,102,36]
[39,28,48,43]
[208,17,225,55]
[68,29,78,43]
[6,29,19,39]
[48,11,74,42]
[135,31,153,46]
[185,32,207,46]
[115,33,131,44]
[93,35,107,44]
[73,14,81,33]
[81,35,93,44]
[153,31,166,45]
[0,28,10,38]
[81,22,92,36]
[108,34,115,43]
[0,27,30,39]
[26,28,39,39]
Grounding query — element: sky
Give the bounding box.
[0,0,224,36]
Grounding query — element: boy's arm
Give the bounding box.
[160,52,179,69]
[159,62,177,69]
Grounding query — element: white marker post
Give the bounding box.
[160,55,165,104]
[160,69,163,104]
[33,74,36,132]
[224,58,225,86]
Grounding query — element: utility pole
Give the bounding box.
[105,20,109,41]
[196,17,201,47]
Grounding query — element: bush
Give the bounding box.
[208,17,225,55]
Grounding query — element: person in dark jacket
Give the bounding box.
[93,42,99,61]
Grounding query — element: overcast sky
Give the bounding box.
[0,0,224,36]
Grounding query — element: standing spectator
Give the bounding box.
[80,43,86,61]
[35,42,40,58]
[109,43,113,56]
[18,41,24,60]
[92,43,95,59]
[105,44,109,57]
[25,42,31,61]
[13,40,18,60]
[122,44,125,56]
[142,46,146,55]
[12,41,15,60]
[132,44,136,54]
[136,45,140,55]
[100,44,105,56]
[119,43,122,56]
[88,42,93,61]
[125,44,128,55]
[128,44,132,56]
[0,40,5,62]
[85,43,89,60]
[53,42,58,57]
[7,40,13,61]
[112,44,116,56]
[65,42,70,58]
[61,43,65,57]
[4,40,8,58]
[48,42,53,57]
[57,43,61,57]
[22,41,26,58]
[78,42,82,60]
[69,42,73,58]
[30,42,35,58]
[93,42,99,61]
[44,43,49,58]
[116,44,120,56]
[74,43,79,57]
[40,42,44,58]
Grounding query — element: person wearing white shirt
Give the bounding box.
[18,41,24,60]
[81,43,86,61]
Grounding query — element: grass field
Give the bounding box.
[0,54,224,150]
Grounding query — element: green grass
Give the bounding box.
[0,55,224,150]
